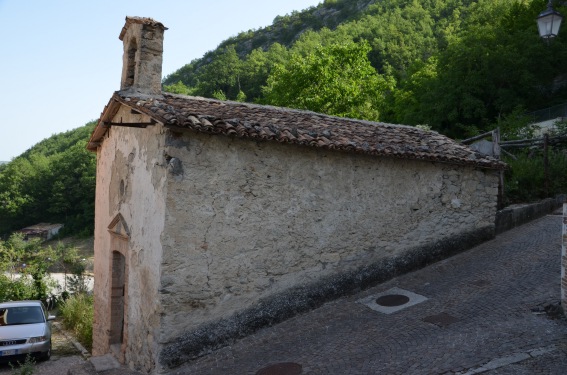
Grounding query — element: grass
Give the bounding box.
[58,293,93,351]
[10,354,35,375]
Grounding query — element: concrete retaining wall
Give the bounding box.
[495,195,566,235]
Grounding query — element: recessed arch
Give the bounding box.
[124,38,138,89]
[107,213,130,363]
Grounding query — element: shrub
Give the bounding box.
[10,354,35,375]
[0,274,36,302]
[59,293,93,351]
[504,147,567,204]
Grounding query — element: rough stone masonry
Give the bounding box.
[89,16,504,374]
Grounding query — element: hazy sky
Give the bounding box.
[0,0,322,161]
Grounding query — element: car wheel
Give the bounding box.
[40,341,51,361]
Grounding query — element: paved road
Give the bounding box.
[168,213,567,374]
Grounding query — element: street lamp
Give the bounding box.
[537,1,563,39]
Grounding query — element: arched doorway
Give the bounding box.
[110,251,125,347]
[108,214,130,362]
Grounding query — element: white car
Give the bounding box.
[0,300,54,362]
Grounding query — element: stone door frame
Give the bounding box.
[107,213,130,363]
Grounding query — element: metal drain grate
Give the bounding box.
[256,362,302,375]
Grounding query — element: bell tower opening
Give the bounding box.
[124,39,137,89]
[118,16,167,96]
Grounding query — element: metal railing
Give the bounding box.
[528,102,567,123]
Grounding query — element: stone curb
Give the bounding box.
[53,321,91,359]
[495,194,566,234]
[455,345,557,374]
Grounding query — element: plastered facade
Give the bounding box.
[91,16,502,374]
[92,106,167,372]
[155,129,499,370]
[94,123,499,373]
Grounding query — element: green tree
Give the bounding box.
[0,233,59,301]
[392,0,567,137]
[240,43,290,102]
[262,41,394,121]
[392,56,438,126]
[351,0,438,75]
[196,45,244,100]
[163,81,192,95]
[0,122,96,236]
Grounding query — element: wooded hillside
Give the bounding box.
[2,0,567,237]
[164,0,567,138]
[0,123,96,237]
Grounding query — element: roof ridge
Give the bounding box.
[89,92,506,170]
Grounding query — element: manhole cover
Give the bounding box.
[256,362,302,375]
[376,294,410,307]
[358,287,428,314]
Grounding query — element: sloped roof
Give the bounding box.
[20,223,63,231]
[88,92,505,170]
[17,223,63,236]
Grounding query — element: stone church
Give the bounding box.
[88,17,505,373]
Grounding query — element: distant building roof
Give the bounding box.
[17,223,63,240]
[88,92,506,170]
[20,223,63,232]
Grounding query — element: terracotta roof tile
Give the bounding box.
[100,92,505,170]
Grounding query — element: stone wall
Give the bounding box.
[92,107,168,372]
[119,19,165,96]
[156,129,500,370]
[495,195,566,234]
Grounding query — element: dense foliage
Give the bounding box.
[2,0,567,238]
[164,0,567,139]
[503,147,567,203]
[59,293,94,350]
[0,233,84,302]
[503,122,567,203]
[262,41,394,120]
[0,122,96,237]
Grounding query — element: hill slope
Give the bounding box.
[0,122,96,237]
[163,0,567,138]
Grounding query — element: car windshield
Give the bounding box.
[0,306,45,326]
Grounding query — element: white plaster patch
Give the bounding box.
[357,287,428,314]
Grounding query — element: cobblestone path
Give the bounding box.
[171,214,567,374]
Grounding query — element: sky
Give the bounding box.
[0,0,322,161]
